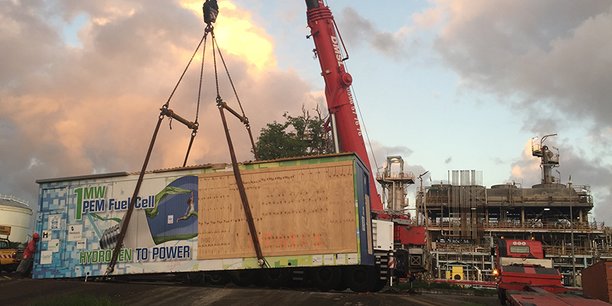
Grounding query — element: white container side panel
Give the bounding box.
[372,219,394,251]
[32,155,373,279]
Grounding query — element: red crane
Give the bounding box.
[306,0,383,211]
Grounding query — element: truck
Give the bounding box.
[33,153,394,291]
[0,226,22,271]
[495,239,610,305]
[32,0,421,291]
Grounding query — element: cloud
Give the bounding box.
[367,140,413,170]
[366,140,425,181]
[509,139,612,223]
[413,0,612,223]
[0,1,314,209]
[338,7,415,60]
[422,0,612,130]
[549,147,612,224]
[509,140,545,187]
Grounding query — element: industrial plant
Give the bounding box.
[389,134,612,286]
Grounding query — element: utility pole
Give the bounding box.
[418,171,429,226]
[571,202,576,287]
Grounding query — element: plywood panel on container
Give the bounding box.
[197,160,358,260]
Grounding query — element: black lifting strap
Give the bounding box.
[211,33,259,160]
[183,24,209,167]
[211,29,268,268]
[202,4,266,267]
[105,19,209,277]
[106,1,265,275]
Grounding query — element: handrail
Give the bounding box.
[426,221,606,231]
[431,242,612,257]
[376,171,416,180]
[0,194,30,207]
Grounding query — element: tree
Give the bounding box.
[255,106,333,160]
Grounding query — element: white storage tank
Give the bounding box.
[0,194,33,243]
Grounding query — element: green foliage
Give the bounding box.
[255,107,332,160]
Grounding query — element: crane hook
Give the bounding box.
[203,0,219,31]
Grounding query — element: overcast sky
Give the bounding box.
[1,0,611,223]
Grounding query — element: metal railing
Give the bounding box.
[375,171,415,181]
[431,243,491,253]
[542,245,612,257]
[426,220,606,231]
[430,242,612,258]
[0,194,30,207]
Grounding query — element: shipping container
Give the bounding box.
[582,259,612,303]
[32,153,374,279]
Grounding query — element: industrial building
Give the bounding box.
[416,135,612,286]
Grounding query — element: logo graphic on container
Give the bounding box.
[145,175,199,244]
[98,176,199,249]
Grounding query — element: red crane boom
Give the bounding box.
[306,0,383,211]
